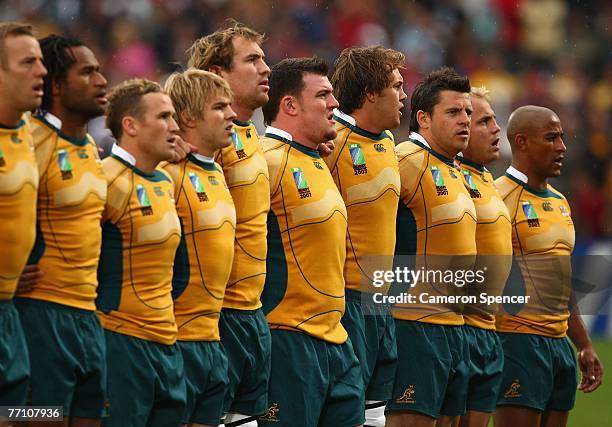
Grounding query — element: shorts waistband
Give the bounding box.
[0,299,15,310]
[221,307,262,316]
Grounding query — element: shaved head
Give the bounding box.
[507,105,559,148]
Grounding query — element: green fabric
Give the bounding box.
[497,332,578,412]
[259,329,365,427]
[463,325,504,412]
[103,330,186,427]
[342,289,397,401]
[15,298,106,417]
[178,340,228,425]
[220,308,271,416]
[387,320,469,418]
[0,301,29,405]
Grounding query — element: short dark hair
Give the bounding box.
[105,78,162,140]
[409,66,470,132]
[331,46,405,114]
[38,35,83,112]
[262,57,329,125]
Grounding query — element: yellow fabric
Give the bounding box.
[325,118,400,294]
[262,134,348,344]
[495,174,575,337]
[97,155,181,345]
[457,158,512,330]
[394,138,477,325]
[216,121,270,310]
[0,117,38,299]
[19,116,106,310]
[163,157,236,341]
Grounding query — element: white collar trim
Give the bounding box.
[409,131,431,148]
[111,144,136,166]
[265,126,293,141]
[506,166,528,184]
[43,112,62,130]
[191,153,215,164]
[333,108,356,126]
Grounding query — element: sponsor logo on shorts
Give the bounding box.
[260,402,280,422]
[503,379,521,398]
[395,384,416,404]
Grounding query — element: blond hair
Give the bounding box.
[164,68,233,127]
[187,20,264,71]
[471,86,491,101]
[0,22,34,68]
[105,78,162,139]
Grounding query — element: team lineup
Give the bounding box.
[0,18,604,427]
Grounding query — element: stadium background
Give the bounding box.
[1,0,610,425]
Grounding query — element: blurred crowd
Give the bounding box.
[1,0,610,240]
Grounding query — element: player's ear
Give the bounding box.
[280,95,298,117]
[52,77,62,97]
[208,66,225,78]
[514,134,528,151]
[122,116,138,137]
[416,110,430,130]
[365,91,377,104]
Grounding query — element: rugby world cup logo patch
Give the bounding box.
[522,201,540,227]
[292,167,311,199]
[57,149,73,180]
[462,170,481,198]
[136,184,153,216]
[430,166,448,196]
[0,145,5,167]
[231,129,246,159]
[188,172,208,202]
[349,143,367,175]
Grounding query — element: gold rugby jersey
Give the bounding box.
[215,120,270,310]
[325,110,400,293]
[394,133,477,325]
[495,167,575,337]
[261,127,348,344]
[96,147,181,345]
[163,155,236,341]
[0,117,38,300]
[20,114,106,310]
[457,156,512,330]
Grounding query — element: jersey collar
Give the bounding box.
[111,143,137,166]
[506,166,528,184]
[264,125,320,159]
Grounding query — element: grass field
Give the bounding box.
[569,338,612,426]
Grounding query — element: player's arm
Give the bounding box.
[567,302,604,393]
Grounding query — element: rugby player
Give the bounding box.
[14,35,109,426]
[258,57,364,427]
[387,67,476,427]
[327,45,406,427]
[456,87,512,427]
[96,79,185,427]
[187,23,271,426]
[0,21,45,407]
[163,68,237,427]
[494,105,603,427]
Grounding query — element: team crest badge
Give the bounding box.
[503,379,521,398]
[542,201,553,211]
[313,161,324,170]
[231,129,246,159]
[57,149,73,180]
[136,184,153,216]
[260,403,280,422]
[374,143,386,152]
[11,133,21,144]
[189,172,208,201]
[292,167,311,199]
[462,170,481,198]
[522,201,539,227]
[246,128,252,138]
[349,143,367,175]
[0,146,5,167]
[395,385,416,404]
[208,175,219,186]
[430,166,448,196]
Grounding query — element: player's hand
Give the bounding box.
[577,346,603,392]
[317,140,335,157]
[169,135,197,163]
[16,264,43,294]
